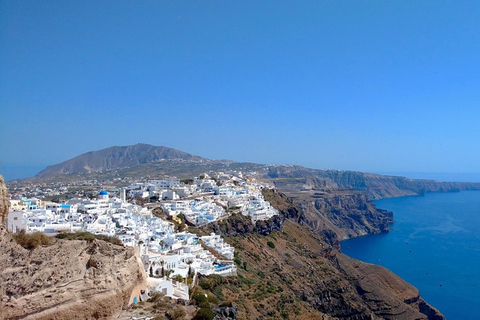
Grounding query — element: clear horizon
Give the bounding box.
[2,2,480,176]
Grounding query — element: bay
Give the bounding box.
[342,190,480,320]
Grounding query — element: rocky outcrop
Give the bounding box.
[0,229,146,319]
[302,191,393,240]
[210,189,302,237]
[213,302,237,320]
[333,253,445,319]
[274,183,394,241]
[0,175,9,226]
[210,213,283,237]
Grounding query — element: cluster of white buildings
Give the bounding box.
[6,171,280,302]
[7,189,237,301]
[158,173,279,224]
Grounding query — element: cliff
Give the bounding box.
[0,176,8,226]
[321,170,480,199]
[296,190,393,241]
[266,165,480,200]
[203,190,443,319]
[209,189,303,237]
[0,230,145,319]
[267,177,394,241]
[213,217,444,319]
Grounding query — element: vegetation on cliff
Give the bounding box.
[192,190,443,319]
[0,170,447,319]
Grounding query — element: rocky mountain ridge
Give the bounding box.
[30,144,480,201]
[36,144,206,178]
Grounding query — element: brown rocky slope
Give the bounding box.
[0,173,444,319]
[0,176,8,225]
[0,230,146,320]
[214,219,443,319]
[207,190,444,319]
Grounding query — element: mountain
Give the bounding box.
[36,143,206,178]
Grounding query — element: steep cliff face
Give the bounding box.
[333,253,444,320]
[301,190,393,240]
[222,220,444,320]
[0,176,9,226]
[0,230,145,319]
[271,179,394,241]
[321,170,480,199]
[266,166,480,200]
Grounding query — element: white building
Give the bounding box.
[7,211,29,233]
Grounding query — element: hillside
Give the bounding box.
[1,174,446,319]
[0,230,146,320]
[36,144,206,178]
[200,191,444,319]
[0,175,146,319]
[0,175,8,225]
[222,221,443,319]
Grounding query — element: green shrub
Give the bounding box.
[171,308,186,320]
[173,274,184,282]
[267,241,275,249]
[207,294,218,304]
[199,278,211,290]
[234,257,241,266]
[193,306,214,320]
[192,291,208,305]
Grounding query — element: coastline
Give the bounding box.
[342,190,480,320]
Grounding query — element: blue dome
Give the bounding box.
[99,190,108,196]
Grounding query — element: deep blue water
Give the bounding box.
[342,190,480,320]
[0,164,45,181]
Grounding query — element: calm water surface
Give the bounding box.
[342,190,480,320]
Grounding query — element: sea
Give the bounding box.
[0,164,46,181]
[342,189,480,320]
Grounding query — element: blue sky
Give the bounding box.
[1,1,480,179]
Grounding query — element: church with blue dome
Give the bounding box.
[98,190,108,199]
